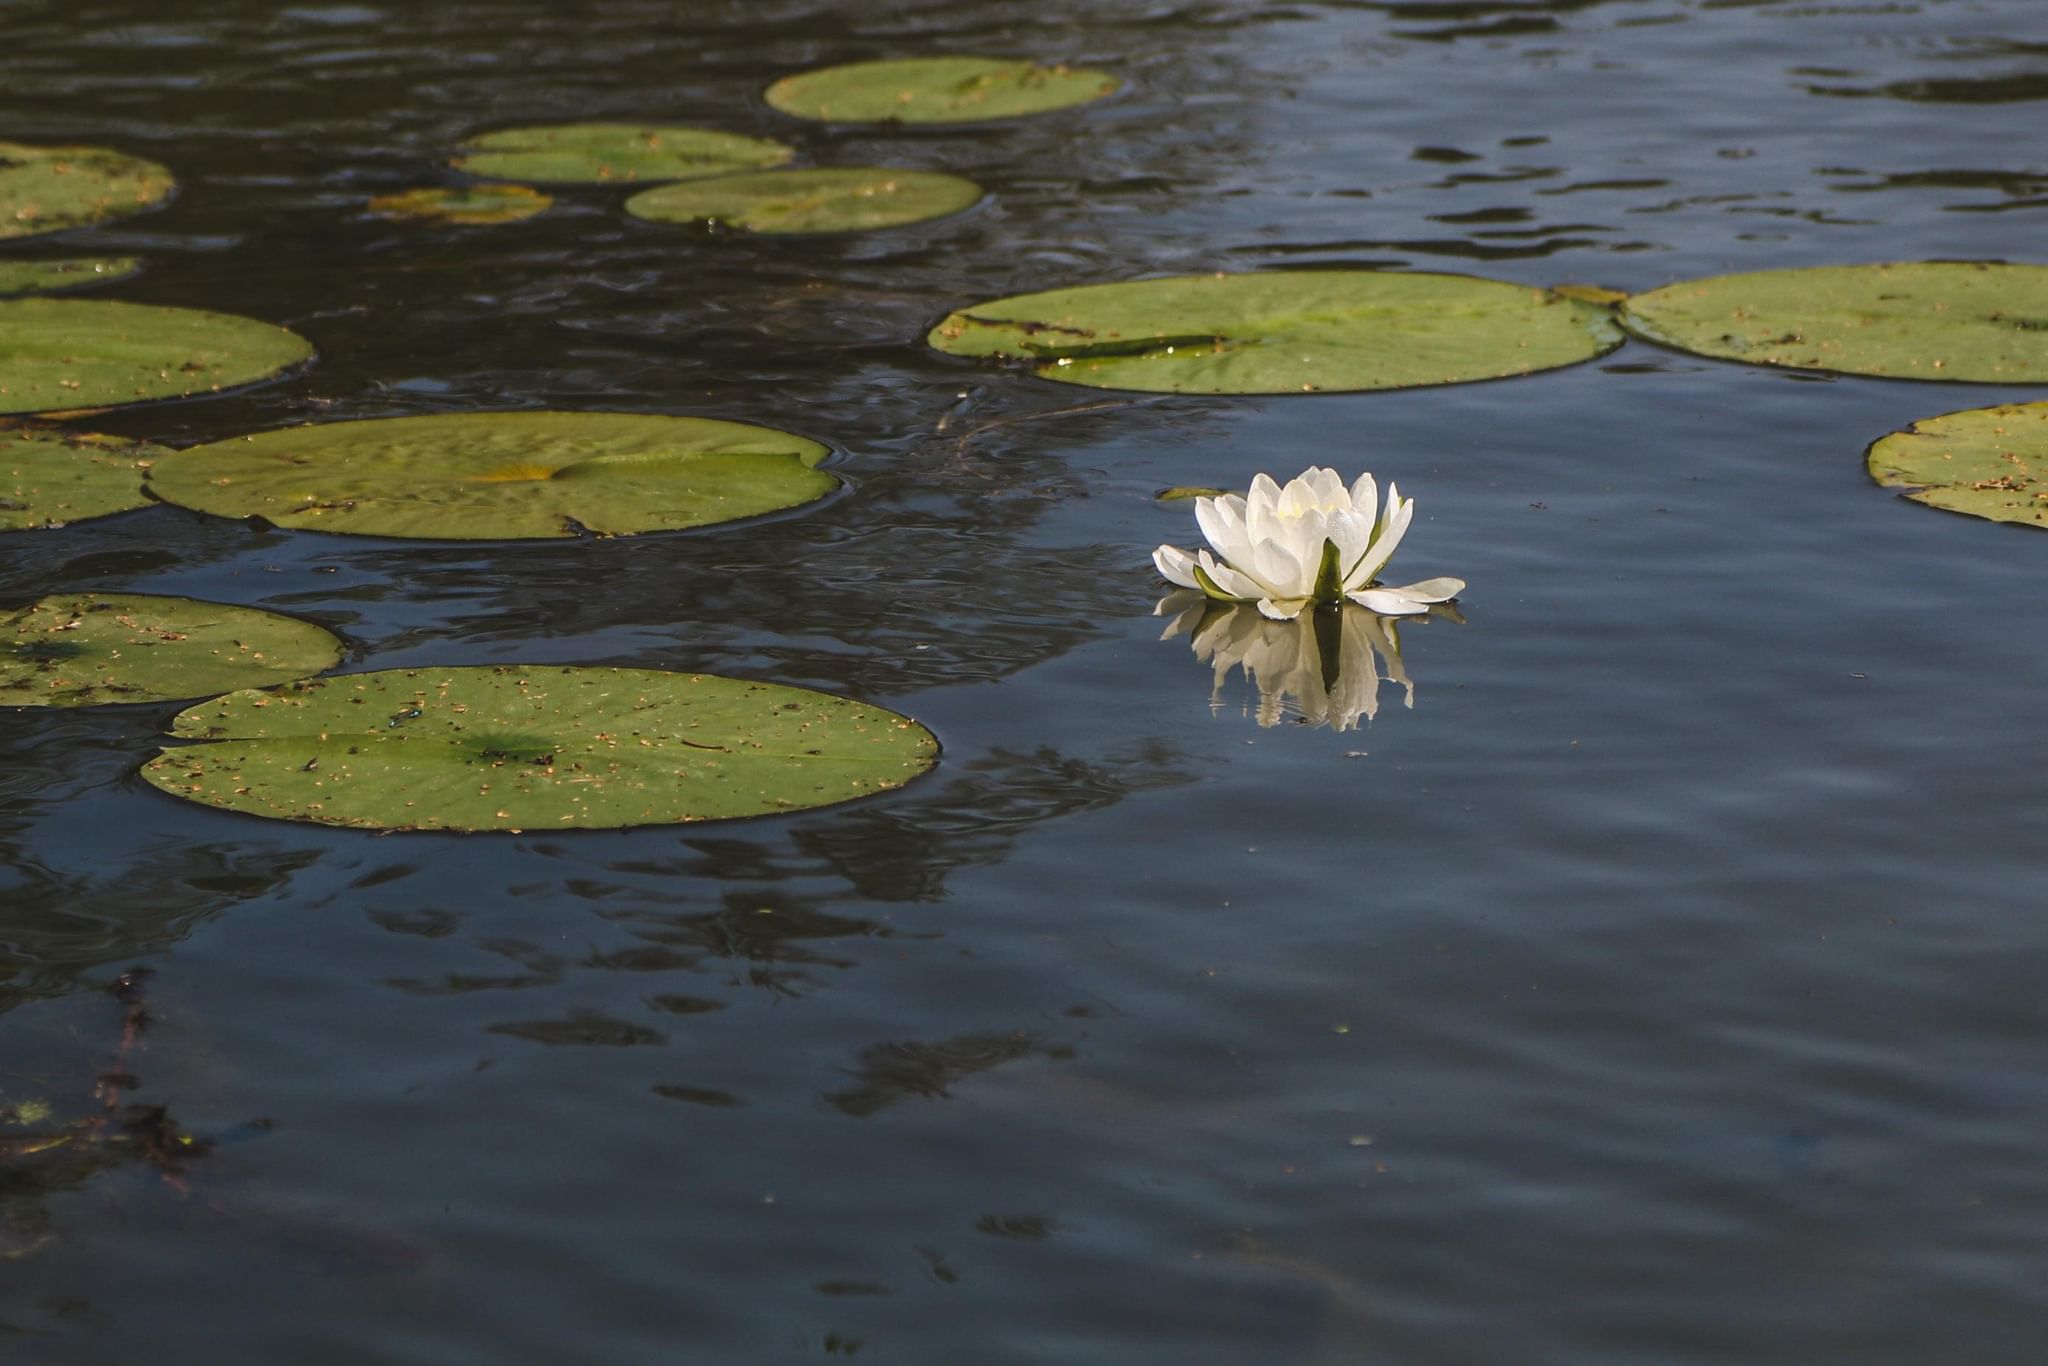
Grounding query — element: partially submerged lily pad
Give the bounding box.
[0,257,141,297]
[147,411,836,540]
[0,299,313,416]
[1620,262,2048,382]
[0,593,342,707]
[453,124,793,185]
[928,271,1623,394]
[765,56,1119,124]
[0,428,162,530]
[369,184,551,225]
[0,141,174,241]
[143,666,939,831]
[1865,400,2048,528]
[626,167,982,235]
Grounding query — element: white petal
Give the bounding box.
[1343,493,1414,590]
[1256,595,1311,621]
[1304,466,1346,509]
[1245,472,1282,517]
[1195,495,1251,568]
[1197,550,1266,599]
[1348,472,1379,520]
[1344,587,1432,616]
[1153,543,1201,589]
[1379,576,1464,604]
[1250,536,1307,597]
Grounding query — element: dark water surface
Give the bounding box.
[3,1,2047,1361]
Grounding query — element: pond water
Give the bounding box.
[3,0,2047,1361]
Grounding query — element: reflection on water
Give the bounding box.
[1158,591,1461,732]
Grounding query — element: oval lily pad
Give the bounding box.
[1620,262,2048,382]
[0,592,343,707]
[369,184,551,225]
[0,141,174,241]
[0,257,141,297]
[626,167,982,235]
[1,428,163,530]
[1865,400,2048,528]
[142,665,939,831]
[453,124,793,185]
[765,56,1120,124]
[147,411,837,540]
[928,271,1623,394]
[0,299,313,416]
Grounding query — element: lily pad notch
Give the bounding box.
[143,666,941,831]
[145,411,841,540]
[928,271,1624,394]
[1866,399,2048,528]
[1620,261,2048,383]
[765,56,1121,124]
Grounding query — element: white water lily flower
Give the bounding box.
[1152,467,1464,620]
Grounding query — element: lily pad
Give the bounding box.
[0,257,141,297]
[0,141,174,241]
[1865,400,2048,528]
[369,184,551,225]
[453,124,793,185]
[626,167,982,235]
[0,593,343,707]
[0,428,162,530]
[928,271,1623,394]
[0,299,313,416]
[146,411,836,540]
[142,666,939,831]
[1619,262,2048,382]
[765,56,1119,125]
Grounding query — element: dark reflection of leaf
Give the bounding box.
[975,1214,1058,1241]
[813,1281,893,1297]
[1825,168,2048,213]
[583,946,700,973]
[650,1084,745,1108]
[645,994,725,1016]
[824,1032,1072,1119]
[1803,75,2048,104]
[599,893,883,981]
[367,909,464,939]
[486,1010,664,1047]
[386,973,557,998]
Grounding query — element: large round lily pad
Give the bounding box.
[142,666,939,831]
[0,299,313,416]
[453,124,793,185]
[146,411,837,540]
[626,167,982,235]
[1620,262,2048,383]
[0,257,141,297]
[765,56,1119,124]
[1,428,162,530]
[0,593,343,707]
[369,184,551,225]
[927,271,1624,394]
[0,141,174,241]
[1866,400,2048,528]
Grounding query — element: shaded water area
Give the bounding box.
[4,0,2048,1360]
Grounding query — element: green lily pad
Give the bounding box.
[0,299,313,417]
[368,184,551,225]
[626,167,982,235]
[765,56,1120,125]
[146,411,837,540]
[453,124,793,185]
[0,592,343,707]
[1865,400,2048,528]
[0,141,174,242]
[928,271,1624,394]
[142,665,939,831]
[0,428,162,530]
[1620,262,2048,382]
[0,257,141,297]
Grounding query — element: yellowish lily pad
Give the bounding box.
[0,299,313,416]
[369,184,552,225]
[766,56,1119,124]
[626,167,982,234]
[0,257,141,297]
[1866,400,2048,528]
[0,428,161,530]
[453,123,793,185]
[0,141,173,241]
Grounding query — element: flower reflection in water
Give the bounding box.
[1156,591,1462,732]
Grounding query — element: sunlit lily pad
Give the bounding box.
[0,141,174,241]
[453,124,793,185]
[0,592,343,707]
[0,257,141,297]
[0,428,162,530]
[1620,262,2048,382]
[0,299,313,416]
[142,666,939,831]
[626,167,982,235]
[765,56,1119,124]
[147,411,836,540]
[1865,400,2048,528]
[928,271,1623,394]
[368,184,551,224]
